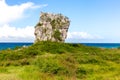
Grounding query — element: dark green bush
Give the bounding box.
[36,23,43,27]
[32,41,74,54]
[53,30,62,41]
[33,56,69,75]
[76,67,87,78]
[14,46,22,50]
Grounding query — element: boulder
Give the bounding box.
[34,12,70,42]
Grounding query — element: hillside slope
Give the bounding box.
[0,41,120,80]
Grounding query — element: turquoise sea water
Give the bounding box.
[0,43,120,50]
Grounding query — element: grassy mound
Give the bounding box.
[0,41,120,80]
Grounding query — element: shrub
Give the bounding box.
[53,30,62,41]
[33,56,69,75]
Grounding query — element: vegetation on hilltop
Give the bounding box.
[0,41,120,80]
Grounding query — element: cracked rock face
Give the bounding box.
[34,12,70,42]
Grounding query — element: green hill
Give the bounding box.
[0,41,120,80]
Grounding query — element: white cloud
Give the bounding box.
[0,0,48,42]
[0,0,47,24]
[31,4,48,9]
[67,32,103,40]
[0,24,35,42]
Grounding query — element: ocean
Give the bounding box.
[81,43,120,48]
[0,43,120,50]
[0,43,33,50]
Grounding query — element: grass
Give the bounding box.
[0,41,120,80]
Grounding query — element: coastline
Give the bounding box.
[1,43,120,50]
[0,43,33,50]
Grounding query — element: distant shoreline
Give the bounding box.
[0,43,33,50]
[81,43,120,48]
[0,42,120,50]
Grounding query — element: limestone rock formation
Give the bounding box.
[34,12,70,42]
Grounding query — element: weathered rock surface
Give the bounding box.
[34,12,70,42]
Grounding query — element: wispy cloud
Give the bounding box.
[0,24,34,42]
[67,32,103,40]
[31,4,48,9]
[0,0,47,25]
[0,0,48,42]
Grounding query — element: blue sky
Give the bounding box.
[0,0,120,43]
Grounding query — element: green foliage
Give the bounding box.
[43,28,47,33]
[50,19,56,29]
[0,67,8,73]
[33,56,68,74]
[53,30,62,41]
[76,66,88,78]
[50,18,65,29]
[14,46,22,50]
[46,17,51,22]
[32,53,77,79]
[32,41,76,54]
[35,23,43,27]
[0,41,120,79]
